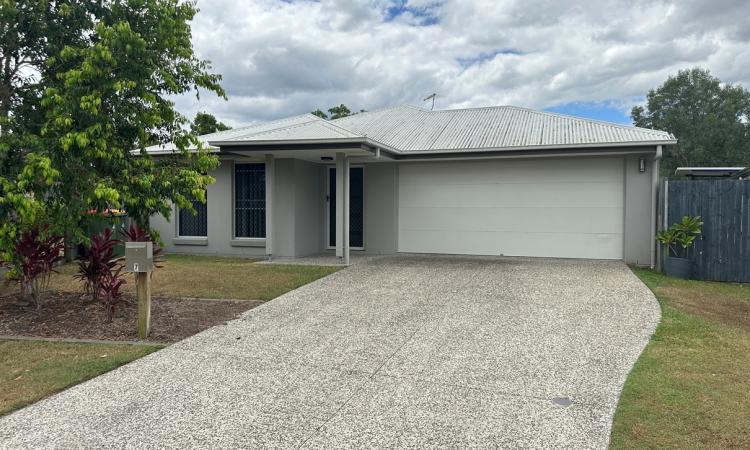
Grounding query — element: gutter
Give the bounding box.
[650,145,663,269]
[733,167,750,180]
[142,137,676,159]
[211,136,400,152]
[208,138,675,155]
[210,137,368,147]
[394,140,677,155]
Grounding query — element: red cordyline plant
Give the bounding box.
[5,226,65,309]
[100,266,127,322]
[74,228,120,303]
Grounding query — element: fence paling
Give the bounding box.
[665,179,750,283]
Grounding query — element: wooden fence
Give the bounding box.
[664,179,750,282]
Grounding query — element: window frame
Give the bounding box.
[232,161,267,242]
[176,193,208,238]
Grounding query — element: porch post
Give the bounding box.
[265,154,274,259]
[335,152,350,264]
[343,156,350,265]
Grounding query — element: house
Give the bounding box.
[148,105,676,266]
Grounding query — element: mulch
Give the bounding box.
[0,291,264,344]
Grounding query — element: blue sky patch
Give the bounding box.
[457,49,522,68]
[544,100,639,125]
[385,1,440,25]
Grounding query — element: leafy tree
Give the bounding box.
[0,0,224,277]
[632,68,750,175]
[310,104,364,120]
[327,104,352,119]
[191,111,231,135]
[311,108,328,119]
[0,0,97,120]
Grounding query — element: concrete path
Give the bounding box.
[0,256,660,449]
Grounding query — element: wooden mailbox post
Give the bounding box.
[124,241,154,339]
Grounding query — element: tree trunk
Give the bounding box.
[64,231,77,262]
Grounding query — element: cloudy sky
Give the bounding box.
[176,0,750,126]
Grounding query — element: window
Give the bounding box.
[178,195,208,237]
[234,163,266,238]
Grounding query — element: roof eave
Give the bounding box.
[397,139,677,155]
[136,146,220,156]
[209,137,368,147]
[209,136,401,156]
[209,137,673,155]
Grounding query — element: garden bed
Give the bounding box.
[0,292,263,344]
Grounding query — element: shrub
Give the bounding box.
[657,215,704,258]
[100,266,127,322]
[74,228,120,303]
[4,226,65,309]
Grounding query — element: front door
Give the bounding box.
[328,167,364,249]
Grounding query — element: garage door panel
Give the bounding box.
[397,158,624,259]
[399,182,623,209]
[400,158,623,185]
[398,230,623,259]
[400,206,623,234]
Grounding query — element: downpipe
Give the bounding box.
[650,145,663,269]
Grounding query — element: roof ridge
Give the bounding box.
[330,104,428,122]
[426,111,458,149]
[317,117,365,137]
[196,113,320,139]
[223,114,324,140]
[431,104,672,138]
[425,104,668,138]
[498,105,673,137]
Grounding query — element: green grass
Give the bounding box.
[0,255,339,415]
[3,254,341,301]
[611,268,750,449]
[0,340,161,416]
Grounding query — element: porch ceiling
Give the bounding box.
[218,143,381,163]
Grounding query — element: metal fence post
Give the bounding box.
[656,178,668,272]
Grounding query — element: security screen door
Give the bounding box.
[328,167,364,249]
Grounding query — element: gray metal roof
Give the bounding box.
[146,104,675,155]
[144,114,322,154]
[331,105,675,152]
[219,115,360,142]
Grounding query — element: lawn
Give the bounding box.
[0,340,161,416]
[0,254,340,417]
[4,254,341,301]
[611,268,750,449]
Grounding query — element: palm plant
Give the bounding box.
[657,216,703,258]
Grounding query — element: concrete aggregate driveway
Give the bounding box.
[0,255,660,449]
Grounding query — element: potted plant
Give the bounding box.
[656,215,703,279]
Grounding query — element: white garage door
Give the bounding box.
[398,158,624,259]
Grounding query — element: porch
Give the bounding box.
[150,149,398,264]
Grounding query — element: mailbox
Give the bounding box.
[125,241,154,272]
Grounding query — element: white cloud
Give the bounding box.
[176,0,750,126]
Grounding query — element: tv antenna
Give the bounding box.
[423,93,437,110]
